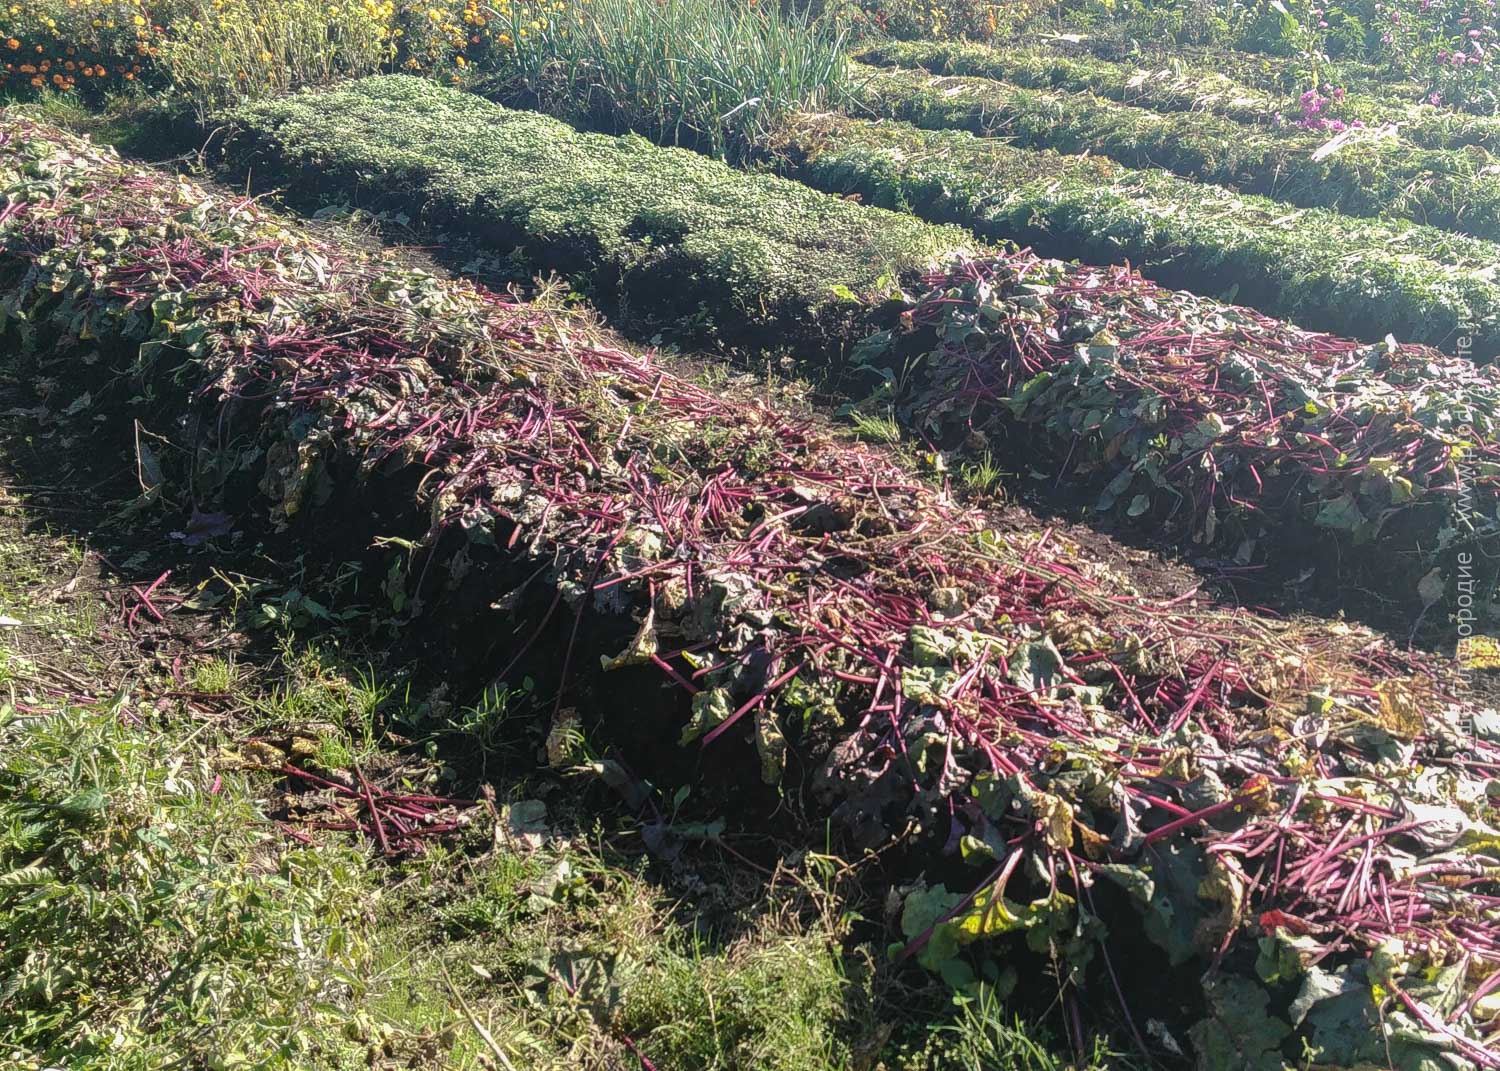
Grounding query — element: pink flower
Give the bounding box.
[1430,90,1444,103]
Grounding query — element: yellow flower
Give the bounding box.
[454,53,465,65]
[132,12,143,23]
[259,48,271,60]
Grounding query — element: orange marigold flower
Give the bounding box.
[5,38,19,50]
[28,75,41,85]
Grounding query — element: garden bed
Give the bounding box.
[854,38,1500,154]
[770,112,1500,357]
[218,75,971,360]
[216,76,1500,608]
[851,63,1500,242]
[854,250,1500,613]
[8,112,1500,1071]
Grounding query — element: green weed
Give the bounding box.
[959,450,1005,496]
[192,656,237,694]
[850,409,903,444]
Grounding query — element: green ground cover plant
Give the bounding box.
[1043,0,1500,112]
[771,111,1500,356]
[10,114,1500,1069]
[223,74,970,356]
[851,62,1500,241]
[855,36,1500,152]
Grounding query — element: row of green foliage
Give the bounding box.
[1036,20,1412,91]
[770,112,1500,357]
[1070,15,1458,93]
[224,75,970,355]
[854,36,1500,152]
[850,63,1500,242]
[1051,0,1500,114]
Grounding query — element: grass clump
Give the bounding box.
[156,0,395,116]
[0,700,374,1067]
[485,0,850,158]
[616,924,856,1071]
[772,111,1500,356]
[852,63,1500,243]
[225,75,970,355]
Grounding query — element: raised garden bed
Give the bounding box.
[770,112,1500,358]
[216,76,1500,608]
[220,74,972,359]
[854,39,1500,154]
[851,63,1500,243]
[855,251,1500,612]
[7,112,1500,1071]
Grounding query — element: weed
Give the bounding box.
[192,656,237,694]
[911,983,1132,1070]
[959,450,1005,495]
[849,408,903,444]
[441,677,535,768]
